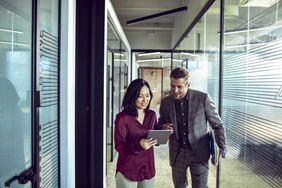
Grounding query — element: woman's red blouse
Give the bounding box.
[114,110,157,181]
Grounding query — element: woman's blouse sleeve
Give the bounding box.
[114,114,143,154]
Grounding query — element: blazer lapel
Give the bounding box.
[188,90,196,126]
[168,96,178,140]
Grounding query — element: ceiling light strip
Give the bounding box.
[127,6,188,25]
[114,53,125,56]
[0,41,29,47]
[224,25,282,35]
[136,58,171,63]
[114,59,127,62]
[0,28,23,34]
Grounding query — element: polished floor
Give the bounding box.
[106,144,273,188]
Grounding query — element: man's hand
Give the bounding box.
[162,123,173,130]
[140,138,157,150]
[219,149,226,158]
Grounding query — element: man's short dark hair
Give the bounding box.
[170,67,190,82]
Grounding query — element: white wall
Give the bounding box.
[126,30,171,49]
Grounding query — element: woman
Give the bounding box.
[114,78,158,188]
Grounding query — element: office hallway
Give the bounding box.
[106,144,272,188]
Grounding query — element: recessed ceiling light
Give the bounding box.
[240,0,279,7]
[138,52,161,57]
[180,52,200,57]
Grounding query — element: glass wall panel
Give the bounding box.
[173,1,220,106]
[113,59,121,119]
[172,1,226,187]
[106,21,120,170]
[106,20,129,176]
[120,43,128,104]
[174,25,209,92]
[142,68,162,110]
[135,52,171,114]
[37,0,60,187]
[106,49,113,164]
[0,0,32,187]
[223,0,282,187]
[175,0,282,187]
[205,6,220,107]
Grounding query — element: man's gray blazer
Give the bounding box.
[157,89,227,166]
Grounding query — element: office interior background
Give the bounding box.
[0,0,281,187]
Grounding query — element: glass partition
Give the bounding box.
[222,1,282,187]
[0,1,32,187]
[174,1,220,106]
[135,52,171,114]
[174,0,282,187]
[106,21,120,168]
[106,19,129,175]
[37,0,60,187]
[120,43,128,104]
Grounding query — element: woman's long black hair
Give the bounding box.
[122,78,153,117]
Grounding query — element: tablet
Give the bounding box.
[147,130,173,144]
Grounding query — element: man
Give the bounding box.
[158,67,226,188]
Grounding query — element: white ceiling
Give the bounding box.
[110,0,282,50]
[110,0,186,49]
[111,0,184,32]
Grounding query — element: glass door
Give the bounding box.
[0,0,60,187]
[0,0,33,187]
[36,0,60,187]
[106,50,113,165]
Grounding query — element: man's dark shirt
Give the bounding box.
[175,92,191,148]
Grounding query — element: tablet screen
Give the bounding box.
[147,130,173,144]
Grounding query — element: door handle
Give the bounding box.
[5,166,35,187]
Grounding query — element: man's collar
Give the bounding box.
[175,89,190,102]
[184,89,190,100]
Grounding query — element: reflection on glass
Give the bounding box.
[106,50,113,164]
[0,78,28,187]
[175,0,282,187]
[142,68,162,111]
[136,52,172,115]
[120,43,128,104]
[223,0,282,187]
[106,20,129,175]
[0,0,32,187]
